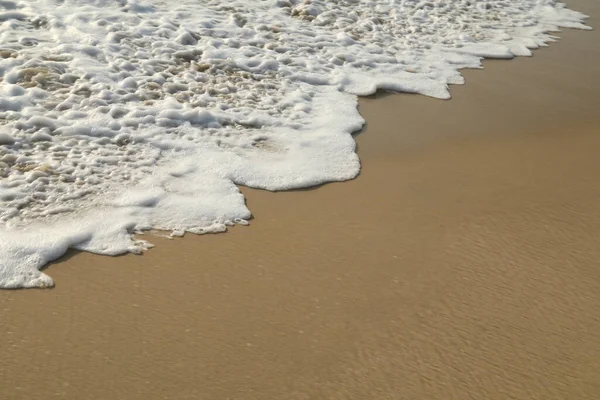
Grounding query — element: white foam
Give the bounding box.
[0,0,590,288]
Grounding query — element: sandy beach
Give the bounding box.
[2,0,600,399]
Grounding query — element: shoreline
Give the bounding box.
[0,3,593,290]
[2,0,600,399]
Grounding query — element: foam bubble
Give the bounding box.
[0,0,590,288]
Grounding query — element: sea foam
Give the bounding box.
[0,0,590,288]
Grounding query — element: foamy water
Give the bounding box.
[0,0,589,288]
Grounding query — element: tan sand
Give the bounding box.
[2,1,600,399]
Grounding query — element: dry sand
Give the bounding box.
[2,1,600,399]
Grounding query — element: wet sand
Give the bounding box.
[2,1,600,399]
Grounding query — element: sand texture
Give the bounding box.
[2,0,600,399]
